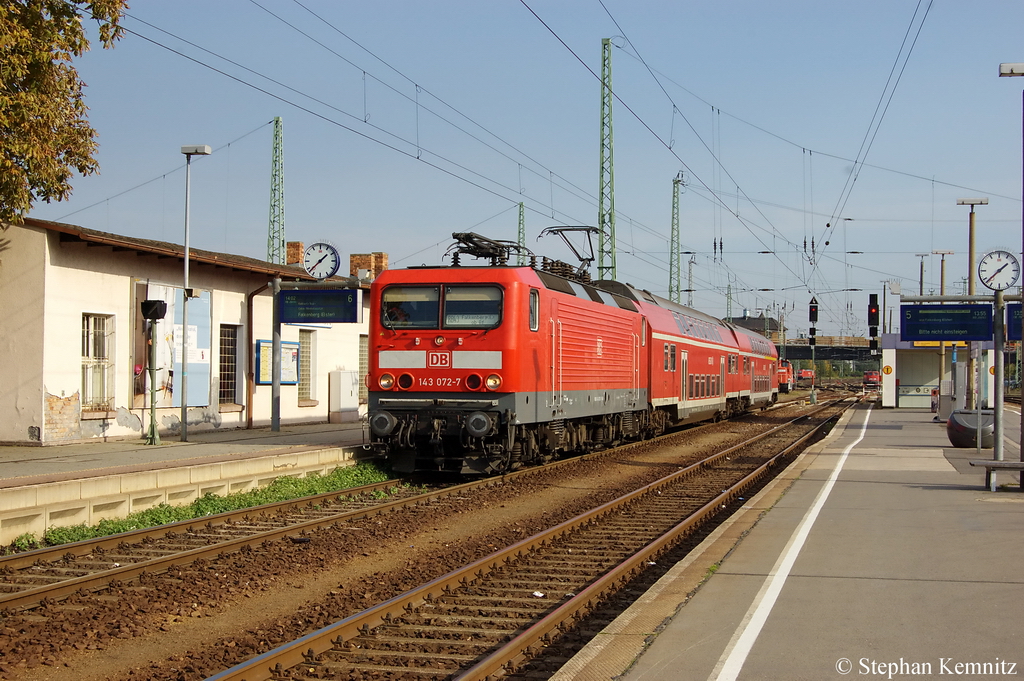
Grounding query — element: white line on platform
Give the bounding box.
[708,403,873,681]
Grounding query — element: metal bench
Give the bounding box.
[968,460,1024,492]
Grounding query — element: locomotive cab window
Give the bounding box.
[381,286,441,329]
[443,285,503,329]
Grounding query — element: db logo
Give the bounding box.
[428,352,451,368]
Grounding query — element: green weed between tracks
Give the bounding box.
[4,462,394,554]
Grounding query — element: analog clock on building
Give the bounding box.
[302,242,341,280]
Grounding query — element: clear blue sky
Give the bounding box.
[28,0,1024,337]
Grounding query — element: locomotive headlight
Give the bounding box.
[485,374,502,390]
[466,374,482,390]
[369,410,398,436]
[398,373,414,389]
[434,335,445,346]
[464,411,494,438]
[379,373,395,390]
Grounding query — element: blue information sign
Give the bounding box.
[279,289,360,324]
[901,304,992,342]
[1009,304,1022,342]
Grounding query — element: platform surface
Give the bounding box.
[555,402,1024,681]
[0,421,371,488]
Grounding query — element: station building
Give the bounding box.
[0,217,382,445]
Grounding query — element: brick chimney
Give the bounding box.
[286,241,304,265]
[350,252,388,280]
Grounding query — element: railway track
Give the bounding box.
[0,479,428,612]
[206,398,853,681]
[0,400,814,615]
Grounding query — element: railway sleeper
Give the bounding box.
[448,595,563,606]
[395,613,528,628]
[503,566,606,578]
[342,649,480,664]
[353,624,515,640]
[344,635,499,652]
[420,604,555,618]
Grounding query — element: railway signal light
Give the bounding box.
[809,297,818,323]
[868,294,879,327]
[869,326,878,337]
[809,336,816,346]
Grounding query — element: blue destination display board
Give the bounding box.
[1009,304,1021,342]
[279,289,360,324]
[901,304,992,342]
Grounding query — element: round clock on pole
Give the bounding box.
[978,249,1021,291]
[302,242,341,280]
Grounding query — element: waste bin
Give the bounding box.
[946,409,994,449]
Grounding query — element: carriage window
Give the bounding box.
[382,286,440,329]
[529,289,539,331]
[444,285,503,329]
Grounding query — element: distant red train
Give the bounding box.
[777,359,793,393]
[367,234,780,474]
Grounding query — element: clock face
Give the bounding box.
[302,242,341,280]
[978,250,1021,291]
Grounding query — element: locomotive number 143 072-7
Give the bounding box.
[418,377,462,387]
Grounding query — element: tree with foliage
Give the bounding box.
[1,0,127,225]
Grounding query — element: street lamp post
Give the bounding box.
[957,198,988,410]
[180,145,211,442]
[1000,63,1024,465]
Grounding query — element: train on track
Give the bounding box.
[367,232,780,474]
[777,359,793,394]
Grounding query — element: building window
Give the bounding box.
[219,325,239,404]
[82,314,115,410]
[298,329,314,402]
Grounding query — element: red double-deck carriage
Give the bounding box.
[367,234,779,474]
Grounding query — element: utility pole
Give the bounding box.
[933,250,954,397]
[267,117,285,264]
[687,255,695,307]
[597,38,616,281]
[669,172,684,303]
[517,202,526,265]
[958,198,988,409]
[916,253,928,295]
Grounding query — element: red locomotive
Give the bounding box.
[777,359,793,394]
[367,233,779,474]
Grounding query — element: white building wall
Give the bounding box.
[2,222,370,444]
[0,225,46,443]
[44,238,137,440]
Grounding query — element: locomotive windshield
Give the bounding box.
[443,285,502,328]
[381,286,440,329]
[381,284,503,329]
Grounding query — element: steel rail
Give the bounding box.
[0,478,406,572]
[204,400,850,681]
[455,407,843,680]
[0,400,825,614]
